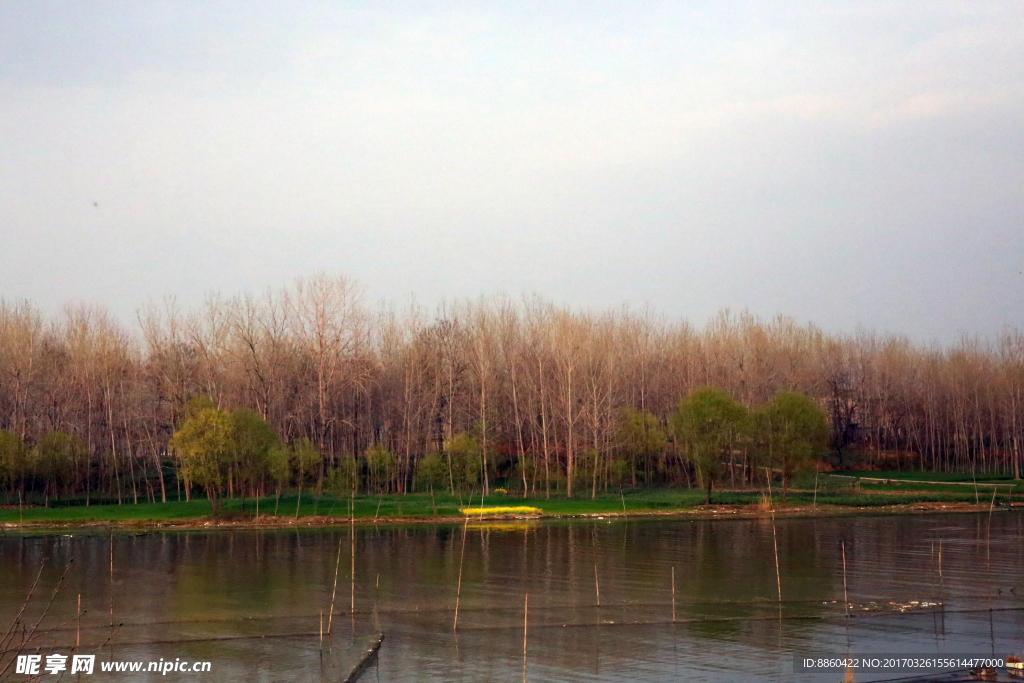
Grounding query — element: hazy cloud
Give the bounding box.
[1,1,1021,343]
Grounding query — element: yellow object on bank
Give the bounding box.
[459,506,541,516]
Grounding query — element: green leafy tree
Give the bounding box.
[34,431,87,504]
[291,438,320,517]
[444,432,482,492]
[415,453,447,493]
[756,391,829,503]
[180,395,217,425]
[230,408,278,509]
[365,444,396,493]
[606,458,631,489]
[0,430,28,498]
[325,458,359,497]
[171,407,234,514]
[615,408,667,487]
[415,452,446,514]
[267,443,290,514]
[671,387,748,504]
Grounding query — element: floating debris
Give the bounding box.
[344,632,384,683]
[969,665,997,681]
[837,599,943,614]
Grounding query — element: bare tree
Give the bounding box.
[286,274,368,484]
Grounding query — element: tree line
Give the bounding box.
[0,274,1021,506]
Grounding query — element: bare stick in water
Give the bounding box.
[671,566,676,623]
[594,564,600,608]
[987,487,997,568]
[523,593,528,683]
[765,469,782,606]
[374,573,381,632]
[109,531,114,630]
[813,468,819,514]
[328,537,342,634]
[350,514,355,615]
[454,516,468,631]
[842,541,849,619]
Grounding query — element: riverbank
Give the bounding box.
[0,485,1018,531]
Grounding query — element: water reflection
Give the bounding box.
[1,513,1022,681]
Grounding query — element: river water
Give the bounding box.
[1,513,1022,682]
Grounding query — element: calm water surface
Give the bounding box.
[1,513,1022,682]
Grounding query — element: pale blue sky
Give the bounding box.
[1,1,1022,343]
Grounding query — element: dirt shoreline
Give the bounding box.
[0,500,1014,532]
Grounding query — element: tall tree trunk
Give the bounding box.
[144,423,167,503]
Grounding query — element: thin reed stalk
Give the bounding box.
[109,531,114,636]
[842,541,849,619]
[671,567,676,623]
[523,593,528,683]
[594,564,600,608]
[454,516,468,631]
[374,573,380,633]
[350,515,355,615]
[987,487,997,567]
[765,469,782,606]
[328,537,342,634]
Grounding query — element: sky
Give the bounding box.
[1,1,1022,344]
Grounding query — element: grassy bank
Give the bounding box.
[795,471,1024,496]
[0,480,1020,527]
[840,470,1020,483]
